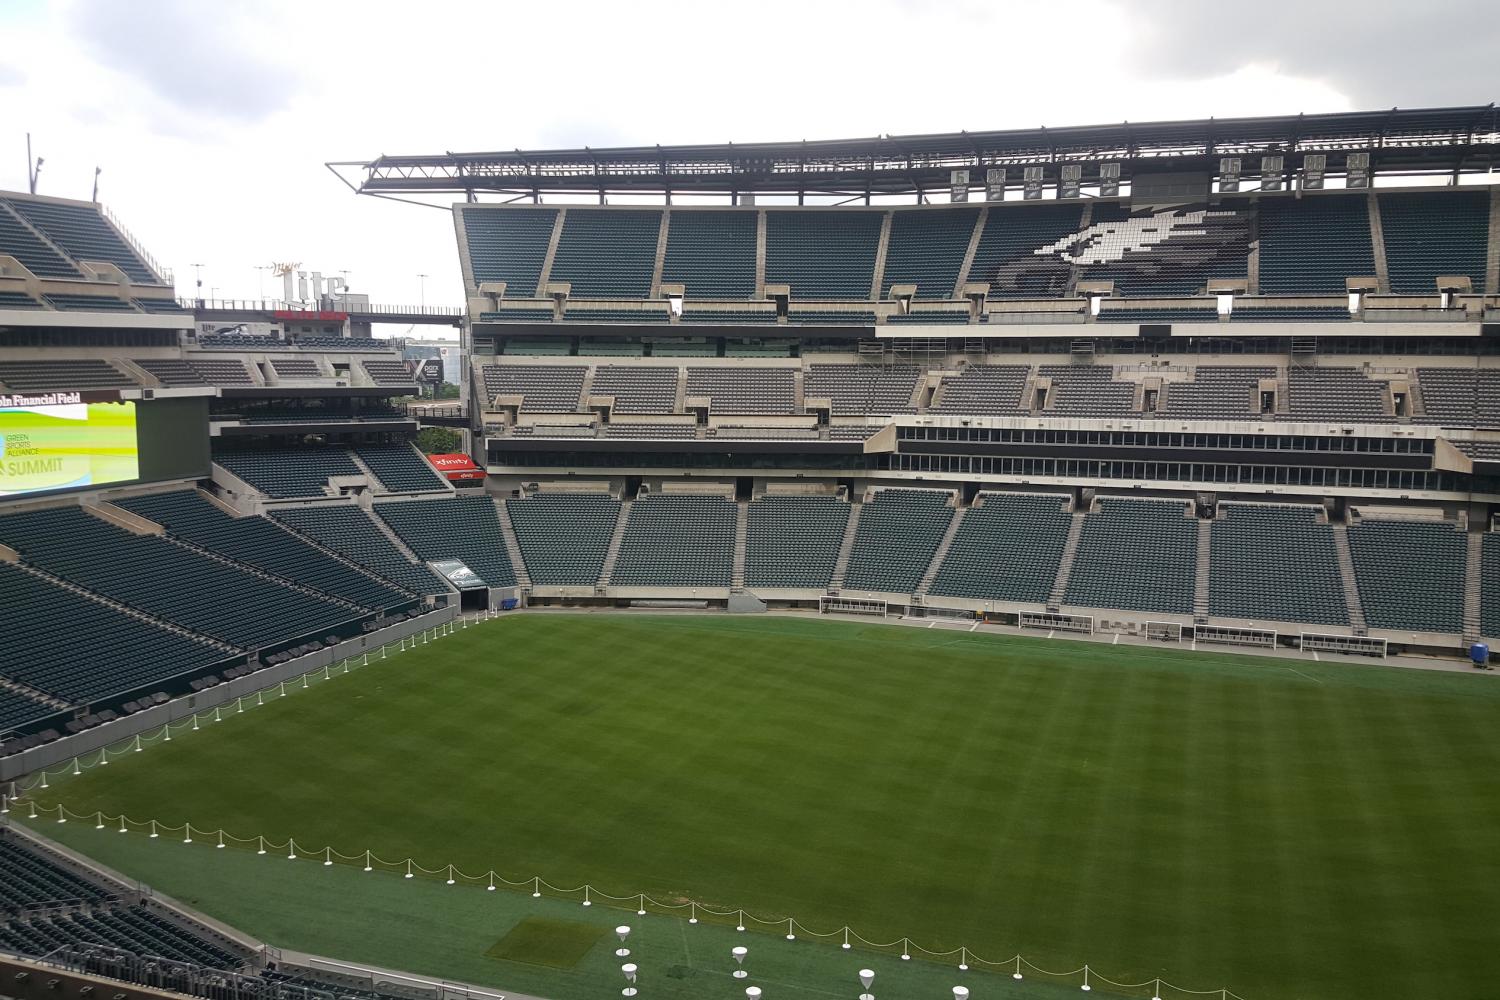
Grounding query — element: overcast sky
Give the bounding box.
[1,0,1495,316]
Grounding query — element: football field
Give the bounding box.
[24,614,1500,1000]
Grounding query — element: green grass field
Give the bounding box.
[23,614,1500,1000]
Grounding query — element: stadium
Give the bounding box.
[1,103,1500,1000]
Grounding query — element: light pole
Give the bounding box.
[193,263,204,305]
[418,273,429,309]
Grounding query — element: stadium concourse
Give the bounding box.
[3,105,1500,999]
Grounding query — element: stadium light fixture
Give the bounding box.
[858,968,874,1000]
[616,926,631,958]
[621,963,638,998]
[732,946,748,978]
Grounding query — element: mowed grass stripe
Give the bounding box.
[30,614,1500,1000]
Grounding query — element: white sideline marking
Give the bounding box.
[1287,667,1324,684]
[969,622,980,632]
[1311,651,1321,662]
[1046,629,1056,639]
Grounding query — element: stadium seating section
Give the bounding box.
[842,489,954,594]
[610,493,736,587]
[928,493,1071,603]
[462,207,557,297]
[352,444,449,492]
[765,211,883,300]
[1208,503,1349,625]
[881,208,975,299]
[2,196,160,284]
[0,359,134,390]
[506,492,621,586]
[661,210,758,299]
[272,505,449,596]
[1345,518,1467,633]
[1378,189,1490,295]
[112,491,410,610]
[374,496,516,588]
[550,209,660,298]
[745,494,849,588]
[1063,499,1197,614]
[216,447,364,498]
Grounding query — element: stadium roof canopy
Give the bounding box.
[332,105,1499,201]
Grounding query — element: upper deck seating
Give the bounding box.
[42,293,135,312]
[928,492,1071,603]
[661,209,758,299]
[0,203,81,278]
[270,357,322,379]
[1415,368,1500,428]
[4,197,159,283]
[550,209,661,298]
[293,337,390,352]
[1379,189,1490,295]
[1073,204,1250,298]
[765,210,882,300]
[463,207,558,297]
[362,360,413,385]
[1257,195,1374,294]
[881,208,978,299]
[1229,304,1352,322]
[967,203,1085,298]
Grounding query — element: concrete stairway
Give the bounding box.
[1331,525,1369,634]
[1464,531,1484,641]
[733,500,748,589]
[1193,517,1213,619]
[916,506,966,596]
[598,500,633,586]
[829,502,863,589]
[493,499,531,588]
[1047,511,1087,608]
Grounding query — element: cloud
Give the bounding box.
[1123,0,1500,108]
[0,63,22,88]
[67,0,305,124]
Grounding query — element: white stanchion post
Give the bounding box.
[785,918,795,941]
[745,987,761,1000]
[446,864,455,885]
[72,758,81,775]
[637,894,646,916]
[213,706,222,723]
[405,859,414,879]
[615,926,631,958]
[95,811,103,829]
[1013,956,1023,980]
[132,735,143,752]
[257,836,266,855]
[287,839,297,860]
[688,901,697,924]
[0,793,8,815]
[163,726,171,742]
[364,851,372,872]
[583,885,592,906]
[191,716,200,732]
[901,938,910,960]
[325,848,333,867]
[841,927,849,950]
[731,946,747,979]
[183,825,192,843]
[25,801,35,819]
[621,963,638,998]
[1082,965,1091,991]
[217,831,225,849]
[54,804,65,824]
[737,910,746,932]
[959,945,969,971]
[38,772,48,789]
[533,877,541,898]
[487,872,496,892]
[858,969,874,1000]
[1153,979,1163,1000]
[118,815,127,834]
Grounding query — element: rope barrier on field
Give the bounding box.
[1,609,1249,1000]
